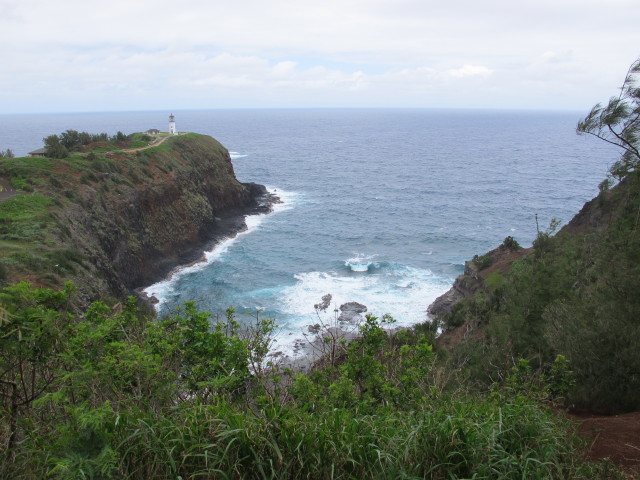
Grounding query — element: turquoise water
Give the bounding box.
[0,109,618,355]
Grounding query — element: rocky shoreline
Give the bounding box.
[275,295,416,373]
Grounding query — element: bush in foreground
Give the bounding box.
[0,283,616,479]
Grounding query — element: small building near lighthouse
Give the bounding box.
[169,113,177,135]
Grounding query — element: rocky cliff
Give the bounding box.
[0,133,272,306]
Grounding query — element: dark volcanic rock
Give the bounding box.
[427,268,482,318]
[338,302,367,324]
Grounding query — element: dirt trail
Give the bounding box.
[570,410,640,478]
[0,178,19,203]
[122,135,170,152]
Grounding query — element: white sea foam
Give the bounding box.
[345,253,378,272]
[266,186,299,213]
[271,263,452,357]
[143,187,296,310]
[229,151,248,159]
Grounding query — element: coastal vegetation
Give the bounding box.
[42,130,153,158]
[0,283,613,479]
[1,59,640,478]
[436,58,640,415]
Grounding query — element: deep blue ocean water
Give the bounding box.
[0,109,619,355]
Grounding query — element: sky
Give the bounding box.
[1,0,639,113]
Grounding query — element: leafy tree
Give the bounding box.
[577,57,640,178]
[78,131,92,146]
[92,132,109,142]
[0,282,75,463]
[43,134,69,159]
[166,303,253,400]
[59,129,81,150]
[113,131,128,145]
[0,148,14,158]
[500,235,520,251]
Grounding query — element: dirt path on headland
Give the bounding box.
[0,178,19,203]
[122,135,170,152]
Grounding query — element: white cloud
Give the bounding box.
[269,61,299,78]
[447,65,494,79]
[1,0,639,112]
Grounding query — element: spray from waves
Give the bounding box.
[229,152,248,159]
[345,254,378,272]
[143,187,297,310]
[270,261,453,356]
[266,187,299,213]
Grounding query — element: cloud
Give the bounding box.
[447,65,494,79]
[1,0,639,112]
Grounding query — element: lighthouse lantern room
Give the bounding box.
[169,113,177,135]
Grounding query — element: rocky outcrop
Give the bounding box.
[427,267,482,318]
[338,302,368,324]
[427,243,530,319]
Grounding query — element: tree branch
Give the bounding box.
[607,124,640,159]
[581,129,638,156]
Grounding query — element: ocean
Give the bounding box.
[0,109,619,356]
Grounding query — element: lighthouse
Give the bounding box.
[169,113,177,135]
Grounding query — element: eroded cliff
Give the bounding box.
[0,133,270,305]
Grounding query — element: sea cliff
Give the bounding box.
[0,133,272,306]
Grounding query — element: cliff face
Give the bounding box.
[0,134,269,305]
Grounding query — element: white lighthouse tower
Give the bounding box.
[169,113,177,135]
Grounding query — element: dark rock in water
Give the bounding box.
[243,182,282,213]
[338,302,367,324]
[340,301,367,313]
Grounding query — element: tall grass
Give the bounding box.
[94,396,600,480]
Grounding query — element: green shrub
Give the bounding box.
[485,271,506,292]
[472,253,493,270]
[9,176,29,190]
[80,172,98,184]
[501,235,521,251]
[46,249,85,274]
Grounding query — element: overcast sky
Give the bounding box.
[1,0,639,113]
